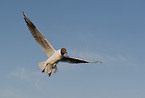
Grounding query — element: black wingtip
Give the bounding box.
[23,12,36,29]
[96,61,102,63]
[22,11,24,14]
[23,12,26,18]
[92,61,102,63]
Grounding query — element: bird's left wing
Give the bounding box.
[23,12,56,57]
[60,56,102,64]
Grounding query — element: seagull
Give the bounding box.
[23,12,102,77]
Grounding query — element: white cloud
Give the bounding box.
[7,67,43,90]
[70,48,119,60]
[67,48,132,67]
[8,67,31,81]
[0,88,26,98]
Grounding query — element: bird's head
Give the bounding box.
[61,48,67,55]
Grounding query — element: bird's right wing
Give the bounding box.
[60,56,102,64]
[23,12,56,57]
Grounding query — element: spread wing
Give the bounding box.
[60,56,102,64]
[23,12,56,57]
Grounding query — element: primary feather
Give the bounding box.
[23,12,55,57]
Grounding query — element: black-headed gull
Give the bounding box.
[23,12,102,77]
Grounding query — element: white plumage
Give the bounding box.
[23,12,102,77]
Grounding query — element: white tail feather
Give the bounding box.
[39,61,58,74]
[38,61,53,73]
[38,61,47,71]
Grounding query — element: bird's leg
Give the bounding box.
[48,67,53,77]
[48,72,52,77]
[42,63,49,73]
[48,64,56,76]
[52,63,56,69]
[42,66,47,73]
[42,67,46,73]
[42,69,45,73]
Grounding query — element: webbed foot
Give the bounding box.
[48,72,52,77]
[42,68,45,73]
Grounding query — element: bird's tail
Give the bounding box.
[38,61,47,71]
[39,61,58,74]
[38,61,53,73]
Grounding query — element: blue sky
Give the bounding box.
[0,0,145,98]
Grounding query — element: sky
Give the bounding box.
[0,0,145,98]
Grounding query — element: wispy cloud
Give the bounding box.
[68,48,132,66]
[102,54,128,63]
[0,88,26,98]
[8,67,31,81]
[7,67,43,90]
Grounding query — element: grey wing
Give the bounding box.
[23,12,56,57]
[60,56,102,64]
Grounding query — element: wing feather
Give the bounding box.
[60,56,102,64]
[23,12,55,57]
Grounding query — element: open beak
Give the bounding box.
[65,52,67,55]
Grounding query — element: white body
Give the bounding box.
[39,50,62,73]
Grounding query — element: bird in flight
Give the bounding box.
[23,12,102,77]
